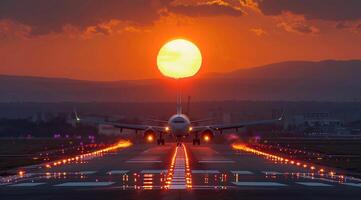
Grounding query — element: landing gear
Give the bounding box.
[193,138,200,145]
[157,138,165,145]
[192,133,201,145]
[157,133,165,145]
[176,136,182,146]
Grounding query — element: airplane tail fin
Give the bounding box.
[73,108,80,122]
[176,92,182,114]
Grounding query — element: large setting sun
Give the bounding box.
[157,39,202,79]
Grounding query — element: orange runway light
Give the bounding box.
[232,143,335,176]
[43,140,131,169]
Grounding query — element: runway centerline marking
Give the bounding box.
[166,144,192,189]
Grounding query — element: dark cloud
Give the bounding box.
[0,0,169,35]
[168,2,244,17]
[257,0,361,21]
[278,21,319,34]
[0,0,245,36]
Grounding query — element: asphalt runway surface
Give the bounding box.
[1,142,361,200]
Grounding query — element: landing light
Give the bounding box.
[165,127,170,132]
[188,127,193,132]
[147,135,154,142]
[18,170,25,176]
[203,135,210,142]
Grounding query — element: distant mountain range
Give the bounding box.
[1,60,361,102]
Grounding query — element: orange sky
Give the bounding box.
[0,0,361,81]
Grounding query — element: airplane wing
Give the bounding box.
[192,115,283,132]
[103,121,165,132]
[74,111,165,131]
[191,118,214,124]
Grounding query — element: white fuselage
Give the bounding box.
[168,114,191,137]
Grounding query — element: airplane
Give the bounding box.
[75,95,283,146]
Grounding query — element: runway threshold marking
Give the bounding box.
[166,144,192,189]
[296,182,333,187]
[9,182,46,187]
[232,182,287,187]
[55,182,115,187]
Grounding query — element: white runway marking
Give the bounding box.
[55,182,115,187]
[296,182,333,187]
[192,170,220,174]
[169,185,186,189]
[262,171,283,175]
[169,146,187,190]
[232,182,287,187]
[198,160,235,163]
[230,170,254,175]
[9,182,46,187]
[343,183,361,187]
[300,175,340,183]
[107,170,129,175]
[78,171,97,175]
[141,170,168,174]
[126,160,162,163]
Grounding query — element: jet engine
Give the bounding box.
[143,128,157,143]
[200,129,214,142]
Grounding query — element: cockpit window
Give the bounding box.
[173,120,185,123]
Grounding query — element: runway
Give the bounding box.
[1,142,361,200]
